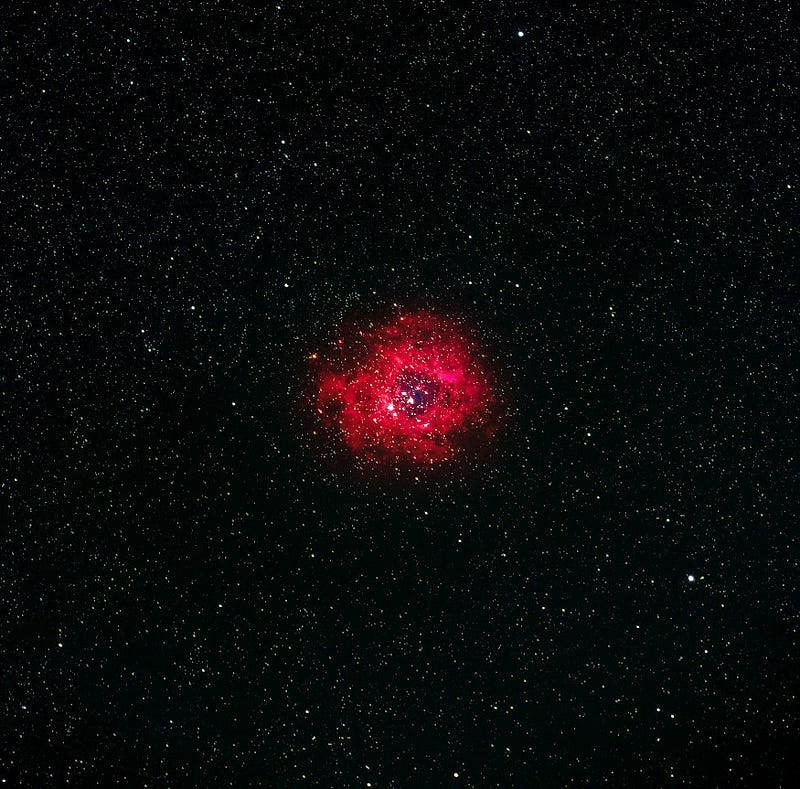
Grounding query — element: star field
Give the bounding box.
[3,1,799,786]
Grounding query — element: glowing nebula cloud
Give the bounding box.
[309,308,508,473]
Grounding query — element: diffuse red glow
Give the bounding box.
[311,309,504,470]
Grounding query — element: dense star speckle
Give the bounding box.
[3,1,798,787]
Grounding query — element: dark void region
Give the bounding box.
[393,369,440,418]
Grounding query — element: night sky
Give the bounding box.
[3,2,799,786]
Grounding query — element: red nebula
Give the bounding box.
[310,308,506,471]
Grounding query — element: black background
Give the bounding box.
[3,1,798,786]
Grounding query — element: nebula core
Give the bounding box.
[311,308,506,470]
